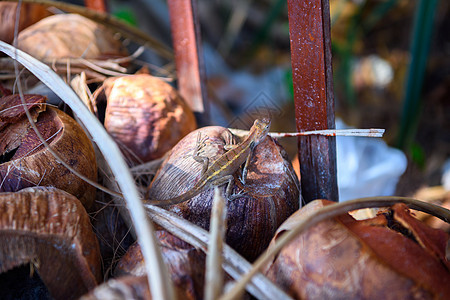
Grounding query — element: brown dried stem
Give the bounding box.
[204,188,227,300]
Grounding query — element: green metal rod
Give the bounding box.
[397,0,439,150]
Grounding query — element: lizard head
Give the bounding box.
[251,117,271,145]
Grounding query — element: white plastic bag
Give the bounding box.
[336,119,407,201]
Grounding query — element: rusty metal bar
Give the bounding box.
[287,0,338,202]
[168,0,209,123]
[84,0,107,12]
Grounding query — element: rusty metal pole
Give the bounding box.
[84,0,107,12]
[168,0,209,125]
[287,0,338,202]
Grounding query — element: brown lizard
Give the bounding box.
[145,117,271,206]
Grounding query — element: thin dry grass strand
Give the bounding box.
[114,139,144,166]
[36,167,48,186]
[130,156,167,175]
[205,188,227,300]
[144,204,293,300]
[0,102,57,114]
[70,73,95,113]
[100,158,138,240]
[111,46,145,64]
[0,164,13,190]
[220,196,450,300]
[0,41,175,300]
[76,58,129,77]
[229,128,385,138]
[270,128,385,138]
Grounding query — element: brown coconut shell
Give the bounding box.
[80,274,204,300]
[264,199,450,299]
[0,187,102,300]
[80,275,152,300]
[16,13,127,60]
[0,93,45,128]
[413,187,450,234]
[114,230,205,300]
[0,3,51,44]
[148,125,300,261]
[97,74,197,164]
[0,95,97,209]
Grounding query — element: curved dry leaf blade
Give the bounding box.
[80,276,151,300]
[144,204,293,300]
[0,40,174,300]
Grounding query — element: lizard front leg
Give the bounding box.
[193,155,209,176]
[210,175,247,201]
[239,152,252,185]
[191,132,210,175]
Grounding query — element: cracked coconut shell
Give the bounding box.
[0,94,97,210]
[148,125,300,261]
[264,199,450,299]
